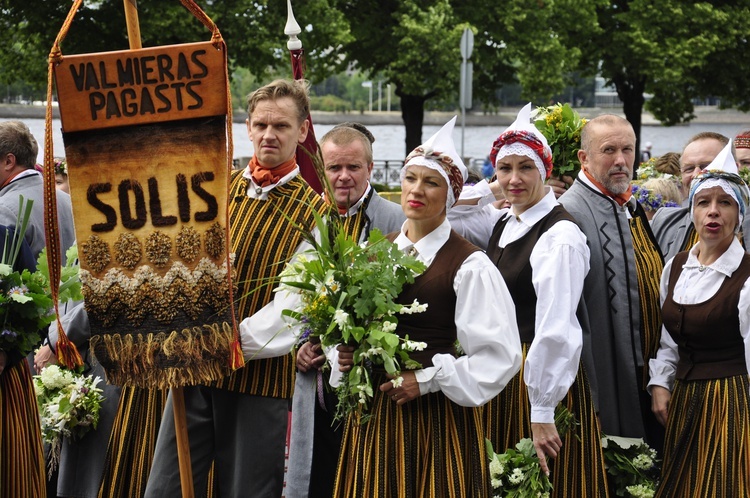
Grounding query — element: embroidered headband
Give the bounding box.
[490,129,554,180]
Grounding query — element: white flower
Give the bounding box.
[403,340,426,352]
[364,347,385,359]
[381,321,397,333]
[508,468,524,485]
[39,365,74,389]
[398,299,428,315]
[391,376,404,388]
[8,285,32,303]
[490,477,502,489]
[632,453,653,470]
[333,309,349,329]
[489,456,504,477]
[0,264,11,277]
[625,484,655,498]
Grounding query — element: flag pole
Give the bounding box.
[122,2,193,497]
[286,0,323,193]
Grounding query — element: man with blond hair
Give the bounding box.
[146,80,326,497]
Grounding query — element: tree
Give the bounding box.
[330,0,466,154]
[586,0,750,159]
[0,0,350,98]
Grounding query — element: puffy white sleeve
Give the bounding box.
[415,251,522,407]
[525,221,589,423]
[447,180,505,250]
[648,257,679,392]
[739,277,750,394]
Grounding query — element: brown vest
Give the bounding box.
[662,250,750,381]
[388,230,480,367]
[486,205,577,343]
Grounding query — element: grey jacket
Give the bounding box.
[559,179,660,439]
[0,172,76,261]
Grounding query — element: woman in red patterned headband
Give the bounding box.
[449,103,609,497]
[335,117,523,497]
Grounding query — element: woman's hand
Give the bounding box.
[651,386,671,427]
[380,371,420,406]
[296,340,325,373]
[336,344,355,372]
[531,422,562,476]
[34,344,57,373]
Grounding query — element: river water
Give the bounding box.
[15,117,750,170]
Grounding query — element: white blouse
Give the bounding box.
[449,183,590,423]
[648,238,750,393]
[393,218,522,407]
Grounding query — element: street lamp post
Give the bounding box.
[362,81,373,112]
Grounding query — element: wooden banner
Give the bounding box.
[54,42,235,389]
[55,41,226,133]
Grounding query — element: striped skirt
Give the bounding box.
[655,375,750,498]
[97,386,168,498]
[334,375,490,498]
[484,344,609,498]
[0,361,45,498]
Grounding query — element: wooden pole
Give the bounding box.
[122,2,193,498]
[171,387,195,498]
[122,0,142,50]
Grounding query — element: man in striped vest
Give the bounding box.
[558,115,666,453]
[146,79,325,498]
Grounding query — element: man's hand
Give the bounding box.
[531,422,562,476]
[296,340,326,373]
[651,386,671,427]
[34,344,57,373]
[379,371,420,406]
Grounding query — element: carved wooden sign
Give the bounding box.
[54,41,235,389]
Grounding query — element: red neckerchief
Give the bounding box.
[248,156,297,188]
[583,168,632,206]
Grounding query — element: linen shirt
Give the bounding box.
[393,218,522,407]
[450,184,590,423]
[648,238,750,393]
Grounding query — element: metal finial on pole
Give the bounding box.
[285,0,302,51]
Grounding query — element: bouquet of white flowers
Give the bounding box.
[486,405,579,497]
[280,211,427,424]
[601,435,660,497]
[34,364,105,474]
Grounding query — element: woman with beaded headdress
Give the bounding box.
[334,117,522,497]
[449,104,609,497]
[649,142,750,497]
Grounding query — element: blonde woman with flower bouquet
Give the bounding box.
[334,117,522,498]
[450,104,609,497]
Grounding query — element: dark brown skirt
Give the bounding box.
[334,374,490,498]
[484,344,609,497]
[656,375,750,497]
[0,361,45,498]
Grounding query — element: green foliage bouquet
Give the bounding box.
[486,405,578,497]
[0,197,81,358]
[34,364,105,474]
[280,212,426,423]
[534,103,588,178]
[601,435,660,497]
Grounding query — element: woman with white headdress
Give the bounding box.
[649,142,750,497]
[449,104,609,497]
[334,117,522,497]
